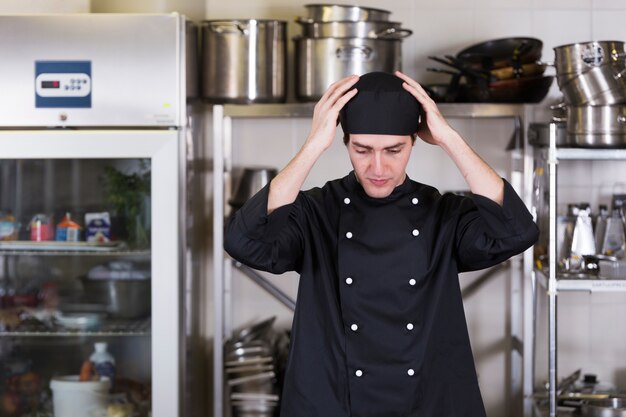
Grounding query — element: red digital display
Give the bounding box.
[41,80,60,89]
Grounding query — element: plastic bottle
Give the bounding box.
[89,342,116,388]
[570,204,595,270]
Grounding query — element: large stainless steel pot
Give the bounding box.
[557,62,626,105]
[554,41,626,75]
[295,36,402,101]
[201,20,287,103]
[304,4,391,22]
[556,105,626,147]
[296,18,411,39]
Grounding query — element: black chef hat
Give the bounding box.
[340,72,421,136]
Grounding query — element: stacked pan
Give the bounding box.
[225,317,280,417]
[553,41,626,147]
[294,4,412,101]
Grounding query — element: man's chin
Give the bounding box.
[362,185,393,199]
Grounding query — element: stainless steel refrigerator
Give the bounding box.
[0,13,199,417]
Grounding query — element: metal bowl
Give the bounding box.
[83,278,151,319]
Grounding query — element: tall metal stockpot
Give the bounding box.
[201,20,287,103]
[554,40,626,75]
[557,104,626,147]
[294,36,402,101]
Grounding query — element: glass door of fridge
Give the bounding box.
[0,130,182,417]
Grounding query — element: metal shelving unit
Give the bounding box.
[0,318,151,337]
[212,102,533,417]
[527,124,626,417]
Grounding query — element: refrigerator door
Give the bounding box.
[0,14,184,127]
[0,130,182,417]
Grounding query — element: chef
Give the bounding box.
[224,71,539,417]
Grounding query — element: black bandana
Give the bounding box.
[340,72,421,136]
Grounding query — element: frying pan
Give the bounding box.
[458,75,554,103]
[457,37,543,70]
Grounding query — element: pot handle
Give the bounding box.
[209,22,249,35]
[550,102,568,122]
[617,115,626,123]
[374,27,413,39]
[336,45,373,61]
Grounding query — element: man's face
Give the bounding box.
[347,134,413,199]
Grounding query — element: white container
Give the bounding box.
[50,375,110,417]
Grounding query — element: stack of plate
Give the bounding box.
[225,317,280,417]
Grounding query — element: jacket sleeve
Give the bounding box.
[224,183,305,274]
[454,179,539,272]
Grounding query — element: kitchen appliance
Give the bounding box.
[295,36,405,101]
[554,41,626,106]
[294,4,410,101]
[0,14,197,417]
[201,19,287,103]
[553,105,626,147]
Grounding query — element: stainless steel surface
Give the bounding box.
[557,65,626,106]
[554,41,626,75]
[548,123,559,417]
[201,20,287,103]
[0,14,184,127]
[566,105,626,147]
[295,18,411,39]
[186,21,199,99]
[304,4,391,22]
[294,36,402,101]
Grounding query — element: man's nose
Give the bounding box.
[372,152,384,175]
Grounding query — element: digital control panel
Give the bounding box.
[35,73,91,97]
[35,61,92,108]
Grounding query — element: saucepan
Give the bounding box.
[458,75,554,103]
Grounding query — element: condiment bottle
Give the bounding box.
[55,212,81,242]
[89,342,116,389]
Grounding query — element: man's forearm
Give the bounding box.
[439,130,504,205]
[267,141,325,214]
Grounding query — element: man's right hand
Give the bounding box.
[303,75,359,153]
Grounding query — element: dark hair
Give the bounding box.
[343,133,418,145]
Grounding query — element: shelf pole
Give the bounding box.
[212,104,225,417]
[548,123,558,417]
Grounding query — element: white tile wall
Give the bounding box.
[204,0,626,414]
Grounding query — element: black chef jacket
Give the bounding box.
[225,171,539,417]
